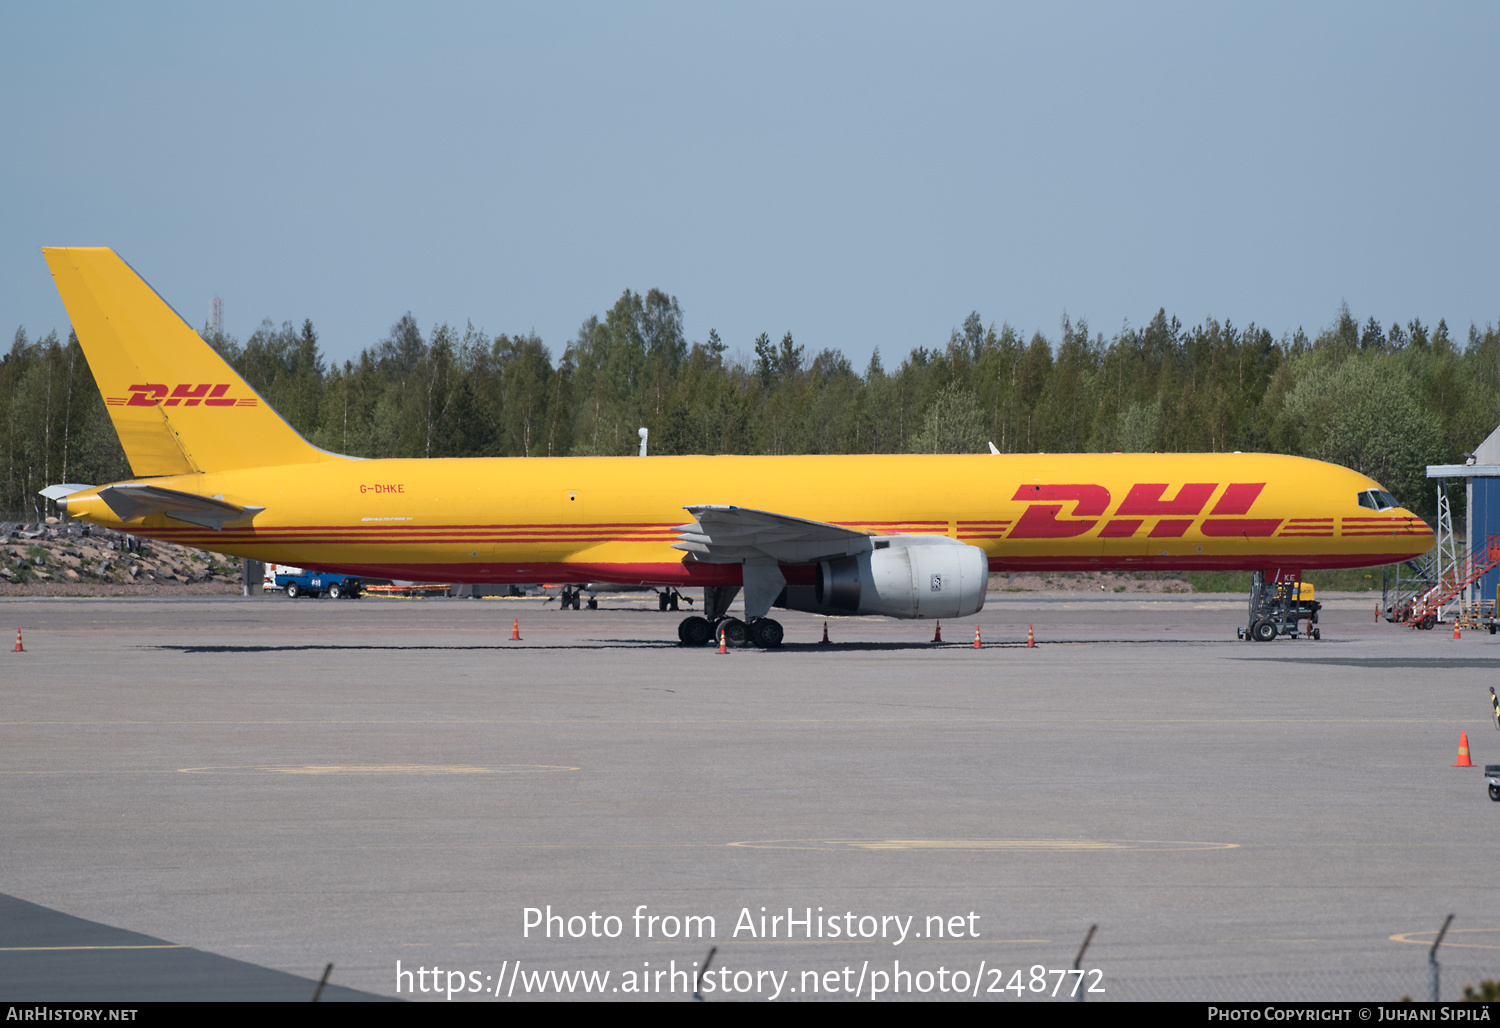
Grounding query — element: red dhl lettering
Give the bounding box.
[1004,483,1274,539]
[1007,484,1110,538]
[111,383,253,408]
[1116,483,1217,516]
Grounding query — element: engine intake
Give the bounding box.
[787,537,987,619]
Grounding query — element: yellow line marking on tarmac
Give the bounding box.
[1391,928,1500,950]
[729,838,1238,852]
[177,764,579,775]
[0,945,187,952]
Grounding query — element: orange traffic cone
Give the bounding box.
[1026,624,1035,648]
[718,628,728,654]
[932,620,942,643]
[820,621,830,645]
[972,626,981,649]
[1454,621,1461,640]
[12,629,22,652]
[1454,731,1474,767]
[511,618,521,641]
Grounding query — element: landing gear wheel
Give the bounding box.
[1312,628,1321,640]
[1251,618,1276,643]
[749,618,784,649]
[659,592,669,611]
[284,583,300,599]
[587,597,597,610]
[717,617,749,648]
[678,616,712,647]
[327,583,343,599]
[668,592,680,611]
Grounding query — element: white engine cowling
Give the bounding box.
[777,537,988,619]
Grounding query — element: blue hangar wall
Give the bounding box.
[1470,477,1500,607]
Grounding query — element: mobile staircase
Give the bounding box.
[1405,534,1500,630]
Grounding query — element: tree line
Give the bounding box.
[4,292,1498,523]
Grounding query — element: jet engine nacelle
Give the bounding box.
[776,537,988,619]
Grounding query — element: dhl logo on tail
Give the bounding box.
[107,383,258,408]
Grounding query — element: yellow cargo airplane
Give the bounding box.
[38,247,1434,647]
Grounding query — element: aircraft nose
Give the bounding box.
[1405,513,1435,539]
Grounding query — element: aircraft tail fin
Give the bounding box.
[41,247,338,476]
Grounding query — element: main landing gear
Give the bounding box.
[676,584,783,648]
[555,586,596,610]
[676,615,783,649]
[657,587,688,611]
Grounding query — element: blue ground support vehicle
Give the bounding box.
[268,564,364,599]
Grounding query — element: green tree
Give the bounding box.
[909,382,985,454]
[1278,354,1439,505]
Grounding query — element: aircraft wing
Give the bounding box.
[96,484,265,532]
[673,505,873,564]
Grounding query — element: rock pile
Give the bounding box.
[0,519,243,595]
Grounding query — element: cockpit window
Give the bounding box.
[1376,490,1400,509]
[1358,489,1401,511]
[1358,491,1378,509]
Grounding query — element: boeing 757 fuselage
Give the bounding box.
[38,247,1435,648]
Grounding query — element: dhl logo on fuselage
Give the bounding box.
[105,383,258,408]
[1007,482,1278,538]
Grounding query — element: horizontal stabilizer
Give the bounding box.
[674,504,874,564]
[97,484,264,532]
[38,484,95,501]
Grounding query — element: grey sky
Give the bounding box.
[3,2,1496,367]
